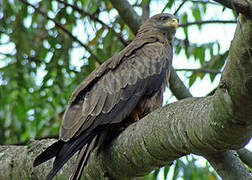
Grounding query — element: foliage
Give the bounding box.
[144,158,218,180]
[0,0,236,179]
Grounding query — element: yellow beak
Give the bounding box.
[165,18,179,29]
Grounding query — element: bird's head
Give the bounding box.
[138,13,179,40]
[150,13,178,31]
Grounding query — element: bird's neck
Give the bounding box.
[135,26,173,47]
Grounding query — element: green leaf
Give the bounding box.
[172,160,180,180]
[192,6,202,30]
[197,46,205,65]
[163,165,170,179]
[181,13,188,36]
[202,3,207,13]
[161,0,175,12]
[140,0,150,5]
[153,168,160,179]
[95,48,109,62]
[88,27,105,46]
[189,74,197,87]
[192,6,201,21]
[103,30,116,57]
[175,45,182,54]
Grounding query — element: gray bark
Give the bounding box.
[237,148,252,168]
[205,150,251,180]
[213,0,252,18]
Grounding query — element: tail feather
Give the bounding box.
[70,135,99,180]
[33,140,64,167]
[45,132,97,180]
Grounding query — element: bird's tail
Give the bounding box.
[70,135,98,180]
[33,131,98,180]
[33,140,65,167]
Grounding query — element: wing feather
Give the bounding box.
[60,41,172,141]
[88,87,101,114]
[102,90,122,113]
[128,68,138,85]
[82,92,92,116]
[68,39,157,105]
[61,102,83,130]
[91,90,107,116]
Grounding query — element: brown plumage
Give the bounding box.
[33,13,178,180]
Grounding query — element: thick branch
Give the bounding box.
[141,0,150,21]
[220,14,252,124]
[97,4,252,179]
[237,148,252,168]
[169,67,192,99]
[109,0,143,35]
[85,10,252,180]
[213,0,252,18]
[1,93,251,179]
[0,139,76,179]
[205,150,252,180]
[84,88,252,179]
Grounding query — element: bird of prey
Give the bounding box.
[33,13,178,180]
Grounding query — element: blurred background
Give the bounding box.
[0,0,250,179]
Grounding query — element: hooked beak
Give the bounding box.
[165,18,179,29]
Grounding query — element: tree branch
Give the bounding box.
[85,8,252,180]
[237,148,252,168]
[190,0,219,5]
[0,139,75,179]
[141,0,150,21]
[19,0,101,64]
[213,0,252,18]
[175,68,221,74]
[180,20,237,27]
[1,91,252,179]
[205,150,252,180]
[169,67,193,99]
[108,7,251,179]
[55,0,128,46]
[174,0,187,15]
[109,0,143,35]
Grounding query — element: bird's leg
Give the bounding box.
[132,112,140,122]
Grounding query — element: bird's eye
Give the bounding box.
[172,18,177,22]
[159,16,167,21]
